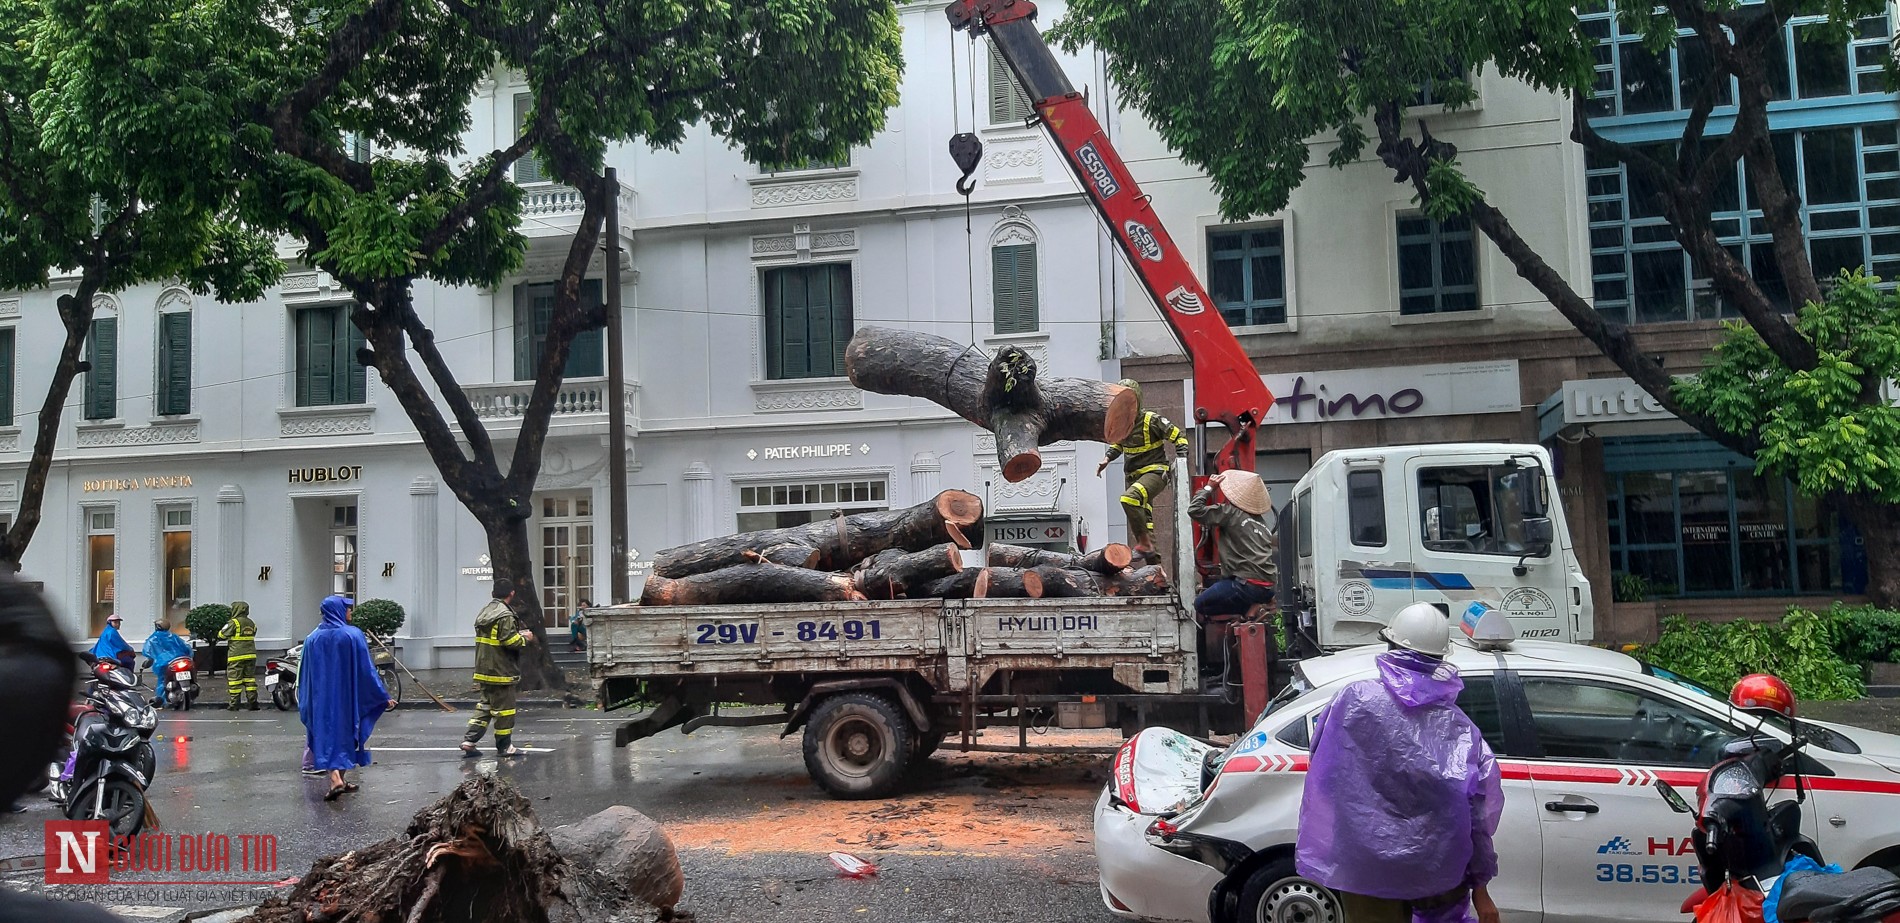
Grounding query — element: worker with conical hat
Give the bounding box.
[1188,469,1278,621]
[1096,379,1189,563]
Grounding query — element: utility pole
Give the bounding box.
[604,168,631,604]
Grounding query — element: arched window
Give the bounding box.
[991,218,1039,335]
[156,288,192,416]
[85,294,119,420]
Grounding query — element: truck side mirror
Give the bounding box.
[1525,516,1555,549]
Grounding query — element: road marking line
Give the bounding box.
[105,907,181,918]
[371,747,557,753]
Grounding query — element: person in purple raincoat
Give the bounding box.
[297,595,395,800]
[1296,603,1504,923]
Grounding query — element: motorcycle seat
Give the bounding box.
[1778,867,1900,922]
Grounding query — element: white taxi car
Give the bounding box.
[1095,639,1900,923]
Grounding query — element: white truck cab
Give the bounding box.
[1276,443,1593,649]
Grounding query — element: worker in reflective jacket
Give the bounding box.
[461,579,536,758]
[1096,379,1189,563]
[218,601,258,710]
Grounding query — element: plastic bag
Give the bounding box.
[1696,881,1766,923]
[1764,854,1846,923]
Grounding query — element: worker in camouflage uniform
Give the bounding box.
[460,579,536,758]
[1096,379,1189,562]
[218,601,259,710]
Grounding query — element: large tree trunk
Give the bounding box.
[652,490,982,578]
[0,286,99,570]
[985,542,1132,574]
[484,516,566,691]
[641,553,864,606]
[845,326,1139,482]
[1029,566,1101,598]
[248,776,651,923]
[918,568,984,599]
[974,567,1045,599]
[1103,565,1173,597]
[853,543,964,599]
[1840,492,1900,609]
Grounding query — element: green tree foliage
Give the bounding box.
[1677,273,1900,500]
[1642,608,1863,701]
[350,598,406,638]
[36,0,903,687]
[0,0,280,568]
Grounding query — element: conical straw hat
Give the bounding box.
[1212,470,1272,516]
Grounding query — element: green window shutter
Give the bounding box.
[157,312,192,415]
[566,279,605,378]
[0,328,14,427]
[772,267,811,379]
[826,264,853,377]
[513,284,535,381]
[989,51,1033,124]
[297,307,332,407]
[85,317,117,420]
[342,312,366,404]
[512,93,546,184]
[763,270,783,380]
[993,244,1038,335]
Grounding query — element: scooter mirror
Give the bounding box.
[1655,778,1693,814]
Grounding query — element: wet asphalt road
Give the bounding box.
[0,705,1117,922]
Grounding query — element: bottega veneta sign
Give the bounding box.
[1261,361,1520,425]
[82,475,192,493]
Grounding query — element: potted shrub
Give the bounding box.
[185,603,233,674]
[352,598,406,646]
[1832,604,1900,687]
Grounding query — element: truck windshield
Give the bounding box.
[1418,463,1549,557]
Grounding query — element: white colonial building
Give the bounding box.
[4,0,1132,666]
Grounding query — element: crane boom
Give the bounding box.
[946,0,1274,475]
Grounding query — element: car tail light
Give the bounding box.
[1105,890,1131,912]
[1148,818,1178,839]
[1112,738,1140,813]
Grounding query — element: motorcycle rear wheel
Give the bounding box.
[66,777,146,838]
[272,684,295,711]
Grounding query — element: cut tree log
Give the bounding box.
[917,567,984,599]
[974,567,1045,599]
[652,489,982,578]
[845,326,1139,482]
[1102,565,1173,597]
[986,541,1132,574]
[641,551,865,606]
[854,543,964,599]
[1030,566,1102,598]
[247,776,659,923]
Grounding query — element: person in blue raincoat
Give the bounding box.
[297,595,394,800]
[140,621,193,706]
[89,614,134,670]
[1296,602,1504,923]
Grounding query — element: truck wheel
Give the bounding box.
[914,730,948,758]
[802,692,912,799]
[1237,858,1343,923]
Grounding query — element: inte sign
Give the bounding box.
[1260,361,1520,425]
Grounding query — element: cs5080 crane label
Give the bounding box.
[1076,142,1121,199]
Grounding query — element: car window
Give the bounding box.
[1522,677,1738,767]
[1276,712,1313,749]
[1272,673,1504,753]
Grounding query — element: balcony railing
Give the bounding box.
[460,376,640,430]
[519,182,637,229]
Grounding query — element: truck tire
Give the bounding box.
[802,692,912,799]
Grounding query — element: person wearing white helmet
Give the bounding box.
[1295,602,1504,923]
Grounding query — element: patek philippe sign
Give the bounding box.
[745,443,871,461]
[1260,361,1520,425]
[1561,378,1677,424]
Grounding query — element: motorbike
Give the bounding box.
[367,632,403,706]
[266,643,299,711]
[159,654,198,710]
[49,655,159,837]
[1656,674,1900,922]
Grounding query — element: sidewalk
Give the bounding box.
[183,665,591,711]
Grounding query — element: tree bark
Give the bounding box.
[0,285,100,569]
[483,515,565,691]
[651,490,981,578]
[917,568,984,599]
[1029,566,1101,598]
[974,567,1045,599]
[985,541,1132,574]
[248,776,647,923]
[640,553,864,606]
[853,543,964,599]
[1839,492,1900,609]
[845,327,1139,482]
[1102,565,1172,597]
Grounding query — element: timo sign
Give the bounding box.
[1260,361,1520,425]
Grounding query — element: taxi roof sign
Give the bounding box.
[1461,602,1515,651]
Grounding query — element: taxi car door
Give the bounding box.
[1517,674,1738,922]
[1456,671,1545,921]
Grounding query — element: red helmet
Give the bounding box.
[1730,673,1797,718]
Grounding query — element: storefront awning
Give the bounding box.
[1538,377,1697,442]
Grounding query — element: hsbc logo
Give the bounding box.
[1124,221,1164,262]
[1076,143,1121,199]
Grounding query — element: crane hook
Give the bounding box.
[949,132,983,196]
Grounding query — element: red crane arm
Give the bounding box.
[946,0,1274,475]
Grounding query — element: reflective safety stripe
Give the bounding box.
[226,654,257,663]
[475,636,504,646]
[472,673,518,684]
[495,709,517,717]
[1129,464,1170,477]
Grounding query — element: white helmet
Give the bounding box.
[1382,603,1452,657]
